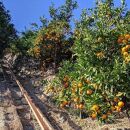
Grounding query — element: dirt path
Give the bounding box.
[0,81,23,130]
[0,61,41,130]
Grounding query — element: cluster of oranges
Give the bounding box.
[60,100,70,108]
[33,46,41,57]
[63,75,70,88]
[117,34,130,44]
[118,34,130,63]
[91,105,105,120]
[121,45,130,63]
[60,77,94,110]
[57,75,126,122]
[32,21,70,60]
[33,29,61,58]
[90,100,125,121]
[35,33,43,45]
[112,100,125,113]
[44,31,61,43]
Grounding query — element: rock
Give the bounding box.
[101,126,109,130]
[59,116,66,123]
[0,126,9,130]
[14,100,23,106]
[21,98,28,105]
[24,113,31,120]
[11,83,18,88]
[5,113,14,121]
[21,67,26,72]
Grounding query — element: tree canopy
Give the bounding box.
[0,2,17,56]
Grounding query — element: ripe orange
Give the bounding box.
[63,101,68,106]
[114,97,119,102]
[96,52,104,58]
[111,106,115,111]
[91,105,99,111]
[115,106,121,112]
[117,38,122,44]
[123,52,129,57]
[91,113,97,119]
[101,114,107,120]
[78,104,84,109]
[97,110,101,114]
[48,45,52,49]
[121,47,127,53]
[122,39,128,44]
[73,97,80,103]
[72,88,76,93]
[118,101,124,108]
[85,79,91,84]
[65,75,69,79]
[125,45,130,50]
[60,103,64,108]
[63,77,68,82]
[78,82,83,88]
[119,35,125,40]
[75,104,79,109]
[125,34,130,40]
[64,82,69,88]
[107,111,112,115]
[86,89,93,95]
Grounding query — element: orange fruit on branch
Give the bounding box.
[101,114,107,120]
[125,45,130,50]
[125,34,130,40]
[111,106,116,112]
[86,89,93,95]
[63,77,68,82]
[107,111,112,115]
[114,97,119,103]
[85,79,91,84]
[121,47,127,53]
[73,97,80,103]
[91,105,100,111]
[64,82,69,88]
[118,101,124,108]
[78,103,84,109]
[115,106,121,112]
[122,39,128,44]
[78,82,83,88]
[60,103,64,108]
[60,100,68,108]
[91,113,97,119]
[123,52,129,57]
[117,38,123,44]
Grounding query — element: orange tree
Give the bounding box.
[12,0,77,72]
[48,0,130,122]
[29,0,77,72]
[31,20,71,72]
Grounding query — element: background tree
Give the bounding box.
[0,2,17,56]
[49,0,77,23]
[27,0,78,73]
[12,0,77,74]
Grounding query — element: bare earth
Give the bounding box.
[0,81,23,130]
